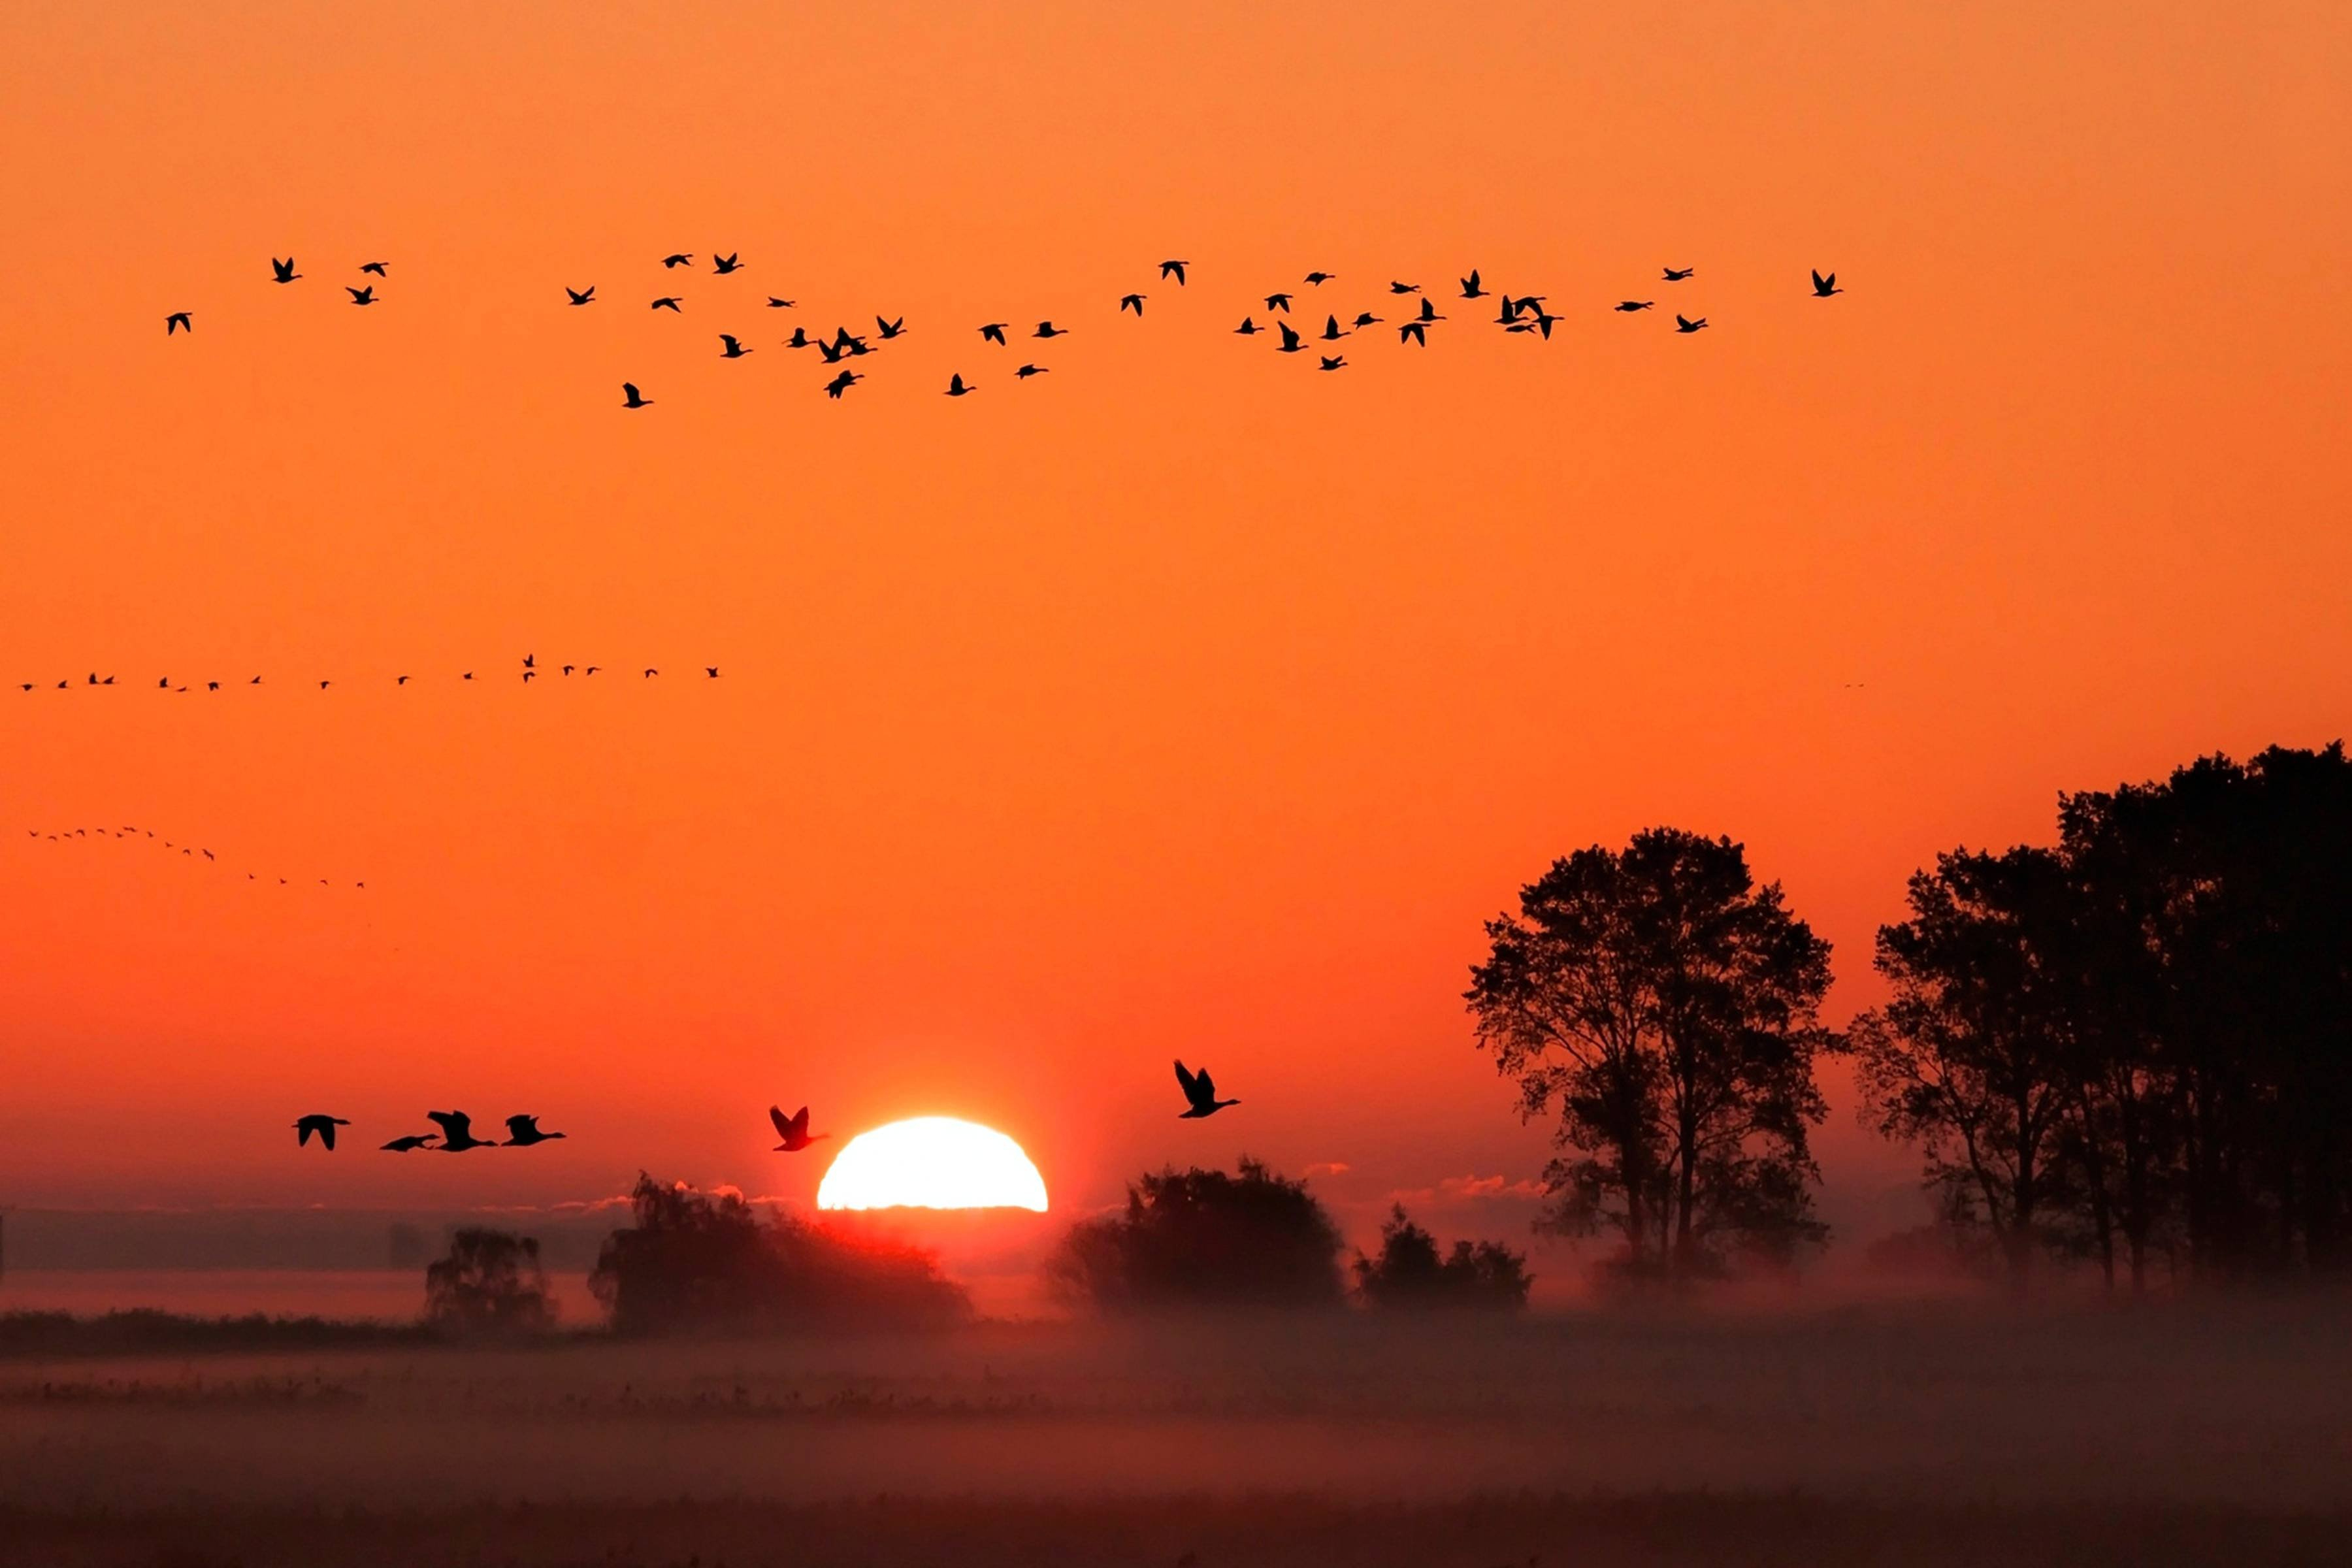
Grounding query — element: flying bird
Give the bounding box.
[1304,270,1335,286]
[1319,355,1346,370]
[1013,363,1048,379]
[165,311,192,335]
[766,296,796,309]
[360,261,389,276]
[1389,281,1420,295]
[1811,269,1842,297]
[661,253,693,269]
[1416,298,1443,322]
[651,297,683,312]
[1320,314,1348,340]
[945,372,974,396]
[642,667,659,678]
[1399,320,1428,346]
[425,1110,497,1151]
[770,1104,830,1152]
[824,369,862,398]
[1120,293,1146,316]
[1233,316,1260,336]
[877,315,907,340]
[346,286,375,305]
[979,322,1008,345]
[1663,267,1694,281]
[566,286,595,305]
[1034,320,1067,338]
[719,334,751,357]
[1350,311,1381,329]
[1160,259,1188,285]
[1676,314,1708,333]
[380,1134,439,1152]
[1460,269,1487,299]
[1264,293,1292,313]
[1275,322,1306,354]
[786,327,811,348]
[1175,1060,1239,1118]
[1615,301,1654,312]
[294,1114,350,1151]
[621,382,651,408]
[270,257,300,284]
[712,252,743,274]
[503,1114,566,1147]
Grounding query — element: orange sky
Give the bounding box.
[3,1,2348,1247]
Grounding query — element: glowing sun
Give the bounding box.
[815,1117,1049,1212]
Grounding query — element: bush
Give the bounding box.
[424,1228,557,1335]
[1050,1158,1345,1311]
[1352,1205,1532,1310]
[589,1173,968,1335]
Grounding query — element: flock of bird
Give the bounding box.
[16,653,721,694]
[26,825,365,891]
[159,251,1847,407]
[288,1066,1234,1161]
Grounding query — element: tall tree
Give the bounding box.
[1466,828,1836,1279]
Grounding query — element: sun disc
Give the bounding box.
[815,1117,1048,1212]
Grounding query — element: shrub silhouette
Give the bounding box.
[423,1228,556,1336]
[1352,1205,1532,1310]
[589,1173,968,1334]
[1051,1158,1345,1311]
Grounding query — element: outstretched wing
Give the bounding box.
[506,1114,534,1139]
[319,1121,337,1151]
[427,1109,469,1140]
[1194,1067,1217,1102]
[1812,269,1829,291]
[1174,1060,1201,1103]
[297,1119,315,1147]
[787,1105,810,1138]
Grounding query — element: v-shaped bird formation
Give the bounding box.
[24,824,367,891]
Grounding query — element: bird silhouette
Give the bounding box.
[661,253,693,269]
[713,252,743,274]
[1811,269,1842,297]
[1319,355,1346,370]
[642,667,659,678]
[1416,298,1443,322]
[824,369,862,398]
[426,1111,497,1151]
[1175,1060,1239,1118]
[979,322,1008,345]
[1460,269,1488,299]
[1350,311,1382,329]
[396,675,409,685]
[503,1114,566,1147]
[1034,320,1067,338]
[945,372,974,397]
[1120,293,1146,316]
[1676,314,1708,333]
[817,337,845,363]
[651,297,683,312]
[270,257,300,284]
[566,286,595,305]
[1160,259,1188,285]
[359,261,389,276]
[770,1104,830,1152]
[1275,322,1306,354]
[1304,270,1335,286]
[380,1134,439,1152]
[1320,314,1348,341]
[787,326,811,348]
[346,286,375,306]
[719,334,751,358]
[1615,301,1654,312]
[766,296,796,309]
[294,1114,350,1151]
[1495,297,1521,326]
[1389,281,1420,295]
[1264,293,1292,313]
[1399,321,1429,346]
[621,382,651,409]
[1014,363,1048,379]
[165,311,192,335]
[876,314,907,340]
[1233,316,1261,336]
[1663,267,1695,281]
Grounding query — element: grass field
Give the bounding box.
[4,1299,2347,1566]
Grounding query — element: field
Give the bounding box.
[4,1299,2348,1567]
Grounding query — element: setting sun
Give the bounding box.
[815,1117,1048,1213]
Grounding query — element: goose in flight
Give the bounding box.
[1663,267,1694,281]
[945,372,974,396]
[979,322,1008,345]
[1811,269,1842,297]
[817,337,845,363]
[566,286,595,305]
[1304,270,1335,286]
[877,314,907,340]
[621,382,651,409]
[1350,311,1382,329]
[766,296,796,309]
[1614,301,1654,312]
[380,1133,439,1152]
[1675,314,1708,333]
[712,252,743,274]
[1275,321,1306,354]
[1264,292,1292,313]
[1318,355,1346,370]
[1120,293,1146,316]
[426,1110,497,1151]
[1416,298,1443,323]
[770,1104,830,1152]
[824,369,862,398]
[165,311,192,335]
[1160,259,1188,284]
[661,253,693,269]
[1388,281,1420,295]
[1013,363,1048,379]
[1399,320,1429,347]
[1320,314,1348,340]
[1233,316,1261,336]
[1175,1060,1239,1118]
[270,257,300,284]
[719,334,751,358]
[503,1114,566,1147]
[786,326,811,348]
[346,286,376,306]
[295,1114,350,1150]
[651,297,683,312]
[705,666,720,678]
[360,261,389,276]
[1459,269,1487,299]
[1034,320,1068,338]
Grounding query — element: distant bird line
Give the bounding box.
[24,823,367,891]
[14,654,724,694]
[161,251,1848,409]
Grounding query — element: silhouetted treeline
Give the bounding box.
[1467,828,1837,1282]
[0,1310,434,1359]
[1848,743,2352,1290]
[589,1173,968,1334]
[424,1228,557,1335]
[1352,1205,1532,1309]
[1051,1159,1346,1310]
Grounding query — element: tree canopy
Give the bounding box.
[1352,1205,1532,1309]
[1049,1158,1346,1311]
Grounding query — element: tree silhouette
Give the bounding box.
[1466,828,1836,1280]
[1352,1205,1531,1309]
[1049,1158,1345,1311]
[589,1173,968,1334]
[423,1228,555,1335]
